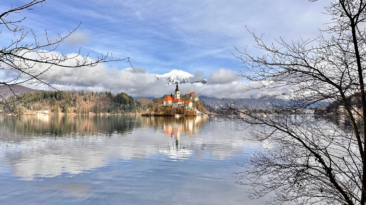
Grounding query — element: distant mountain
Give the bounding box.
[200,95,325,109]
[200,95,292,109]
[156,70,193,84]
[0,85,38,98]
[155,70,207,84]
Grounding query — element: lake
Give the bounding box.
[0,115,266,205]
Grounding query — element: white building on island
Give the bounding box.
[184,101,193,109]
[163,95,173,106]
[160,84,194,110]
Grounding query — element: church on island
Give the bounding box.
[160,84,193,110]
[143,84,202,116]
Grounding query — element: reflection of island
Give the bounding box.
[141,116,207,138]
[141,116,208,158]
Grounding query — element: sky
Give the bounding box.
[0,0,332,98]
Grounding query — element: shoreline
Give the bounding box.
[3,112,142,117]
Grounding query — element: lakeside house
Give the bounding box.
[37,110,49,114]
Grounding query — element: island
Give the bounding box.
[142,84,207,116]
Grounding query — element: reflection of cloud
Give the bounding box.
[41,183,91,198]
[2,131,167,180]
[158,148,192,160]
[6,134,161,180]
[10,137,109,180]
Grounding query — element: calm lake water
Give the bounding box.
[0,115,266,205]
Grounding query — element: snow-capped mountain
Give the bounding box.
[155,70,207,84]
[156,70,193,84]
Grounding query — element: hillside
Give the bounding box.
[138,98,152,107]
[0,85,38,98]
[324,93,361,114]
[6,90,142,115]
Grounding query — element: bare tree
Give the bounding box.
[0,0,133,115]
[233,1,366,204]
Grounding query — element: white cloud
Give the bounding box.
[190,70,205,81]
[65,31,91,47]
[194,70,204,78]
[207,68,238,84]
[1,51,288,99]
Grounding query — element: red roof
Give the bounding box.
[185,101,192,104]
[163,96,173,101]
[159,101,163,104]
[173,99,183,103]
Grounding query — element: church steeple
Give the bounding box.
[175,83,180,99]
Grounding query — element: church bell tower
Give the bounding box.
[175,83,180,99]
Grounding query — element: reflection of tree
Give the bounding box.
[0,115,141,137]
[313,115,359,134]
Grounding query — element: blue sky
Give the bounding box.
[0,0,332,98]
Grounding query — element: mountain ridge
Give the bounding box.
[0,85,39,98]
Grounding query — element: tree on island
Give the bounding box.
[234,0,366,204]
[0,0,132,115]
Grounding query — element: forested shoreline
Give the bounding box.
[8,90,143,115]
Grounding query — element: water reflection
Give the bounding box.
[0,115,210,180]
[0,115,140,137]
[0,115,208,137]
[0,115,264,205]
